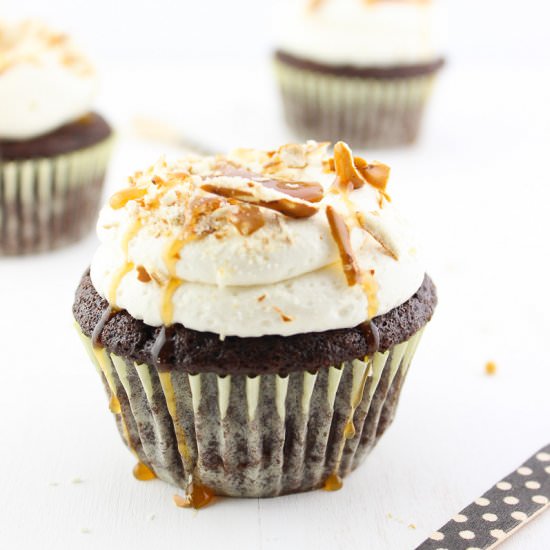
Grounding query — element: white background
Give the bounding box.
[1,1,550,549]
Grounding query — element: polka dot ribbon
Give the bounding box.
[416,444,550,550]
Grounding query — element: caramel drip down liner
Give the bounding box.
[0,137,113,255]
[77,326,425,497]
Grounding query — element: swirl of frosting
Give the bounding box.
[275,0,445,66]
[90,141,424,337]
[0,20,97,140]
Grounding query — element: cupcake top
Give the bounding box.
[0,20,97,140]
[275,0,445,67]
[91,141,424,338]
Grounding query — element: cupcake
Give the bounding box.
[73,140,436,505]
[0,20,113,255]
[274,0,445,148]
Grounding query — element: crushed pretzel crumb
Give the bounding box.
[485,361,497,375]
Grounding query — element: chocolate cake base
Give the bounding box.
[74,272,437,376]
[0,113,112,160]
[74,273,436,498]
[0,113,113,255]
[274,51,445,149]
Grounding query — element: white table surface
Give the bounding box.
[1,62,549,550]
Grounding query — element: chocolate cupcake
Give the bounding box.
[73,141,436,505]
[0,20,113,255]
[274,0,445,148]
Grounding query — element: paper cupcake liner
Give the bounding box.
[275,60,439,148]
[77,325,425,497]
[0,137,113,255]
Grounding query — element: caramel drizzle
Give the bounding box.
[362,270,379,319]
[108,219,142,305]
[92,306,115,348]
[326,205,360,286]
[161,239,185,326]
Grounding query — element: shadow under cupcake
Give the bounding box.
[73,141,436,505]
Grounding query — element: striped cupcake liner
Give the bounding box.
[275,60,438,149]
[77,324,425,498]
[0,137,113,255]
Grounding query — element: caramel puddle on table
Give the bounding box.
[173,482,217,510]
[323,473,343,492]
[133,462,157,481]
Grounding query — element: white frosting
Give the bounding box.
[276,0,445,66]
[0,20,97,140]
[90,142,425,337]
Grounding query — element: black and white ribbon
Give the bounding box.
[417,444,550,550]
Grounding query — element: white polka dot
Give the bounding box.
[459,530,475,540]
[517,467,533,476]
[511,511,528,521]
[532,495,549,505]
[466,547,482,550]
[526,480,541,490]
[545,466,550,474]
[482,513,498,522]
[475,497,490,506]
[453,514,468,523]
[491,529,506,539]
[497,481,512,490]
[504,496,519,505]
[536,452,550,462]
[429,531,444,541]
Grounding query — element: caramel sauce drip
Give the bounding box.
[344,420,356,439]
[229,204,265,236]
[201,183,318,219]
[217,165,324,203]
[92,306,115,348]
[361,320,380,354]
[108,219,142,305]
[173,482,216,509]
[133,462,157,481]
[109,187,147,210]
[326,205,360,286]
[152,326,168,367]
[161,239,185,326]
[109,262,134,304]
[109,395,121,414]
[362,271,379,319]
[161,277,183,326]
[323,473,343,492]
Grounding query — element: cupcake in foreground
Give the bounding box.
[73,140,436,505]
[274,0,445,148]
[0,20,113,255]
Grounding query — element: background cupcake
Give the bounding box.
[0,20,113,255]
[73,140,436,504]
[274,0,445,148]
